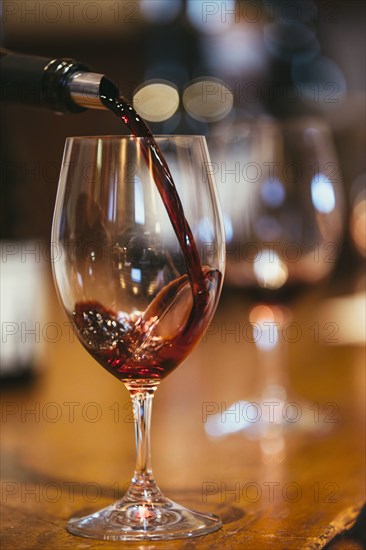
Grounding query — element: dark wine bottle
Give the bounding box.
[0,48,118,113]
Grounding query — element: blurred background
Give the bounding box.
[1,0,365,246]
[0,5,365,543]
[0,0,365,381]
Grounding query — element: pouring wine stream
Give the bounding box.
[99,78,207,303]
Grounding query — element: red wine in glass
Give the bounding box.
[74,268,221,382]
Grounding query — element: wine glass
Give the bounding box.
[51,135,225,540]
[208,118,344,434]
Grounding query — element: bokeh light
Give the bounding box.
[183,78,233,122]
[187,0,235,35]
[292,55,347,105]
[140,0,182,24]
[253,249,288,289]
[311,173,336,214]
[133,81,179,122]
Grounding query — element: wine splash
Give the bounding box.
[74,269,221,382]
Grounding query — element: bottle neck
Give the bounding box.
[68,72,111,110]
[42,58,112,112]
[0,50,119,113]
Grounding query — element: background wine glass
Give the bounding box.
[51,135,225,540]
[208,118,345,435]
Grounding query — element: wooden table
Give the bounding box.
[1,278,365,549]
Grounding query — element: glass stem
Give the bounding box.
[133,391,153,478]
[123,388,163,504]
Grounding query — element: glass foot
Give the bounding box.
[67,498,222,541]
